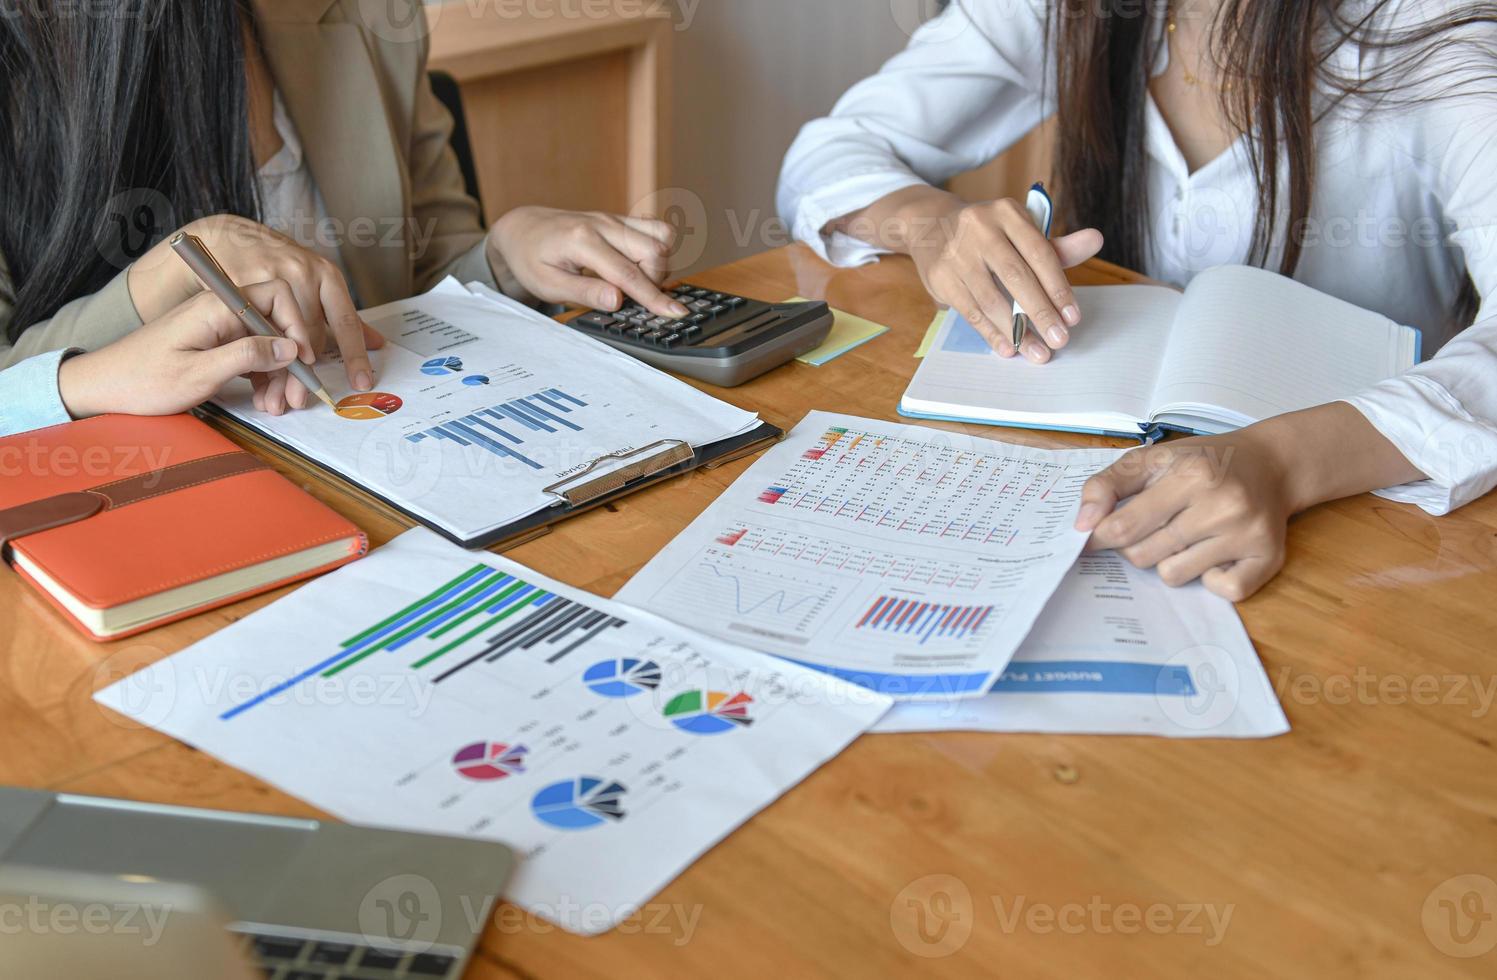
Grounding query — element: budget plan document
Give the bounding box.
[874,551,1290,738]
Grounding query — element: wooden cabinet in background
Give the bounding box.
[425,2,672,220]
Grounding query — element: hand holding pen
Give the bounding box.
[890,181,1103,362]
[171,233,341,413]
[55,282,325,420]
[116,215,387,413]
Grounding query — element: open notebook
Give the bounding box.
[901,265,1420,439]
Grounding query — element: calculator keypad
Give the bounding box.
[570,285,769,352]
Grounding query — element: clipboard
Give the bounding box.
[197,405,783,552]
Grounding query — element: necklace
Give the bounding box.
[1166,4,1234,92]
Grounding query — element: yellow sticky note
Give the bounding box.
[788,297,890,366]
[913,308,949,359]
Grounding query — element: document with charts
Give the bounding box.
[211,280,760,542]
[615,411,1126,699]
[93,529,890,935]
[874,551,1290,738]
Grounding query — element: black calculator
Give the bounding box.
[566,284,834,386]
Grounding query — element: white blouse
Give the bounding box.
[256,89,358,302]
[778,0,1497,515]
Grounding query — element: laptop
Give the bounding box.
[0,787,516,979]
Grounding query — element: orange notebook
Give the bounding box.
[0,414,367,640]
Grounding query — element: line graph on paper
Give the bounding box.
[703,563,822,618]
[645,552,849,644]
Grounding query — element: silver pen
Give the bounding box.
[169,232,336,409]
[1011,181,1056,349]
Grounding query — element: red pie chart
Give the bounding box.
[451,741,528,781]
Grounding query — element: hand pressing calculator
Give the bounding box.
[566,285,834,386]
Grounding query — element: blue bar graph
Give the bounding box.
[403,387,589,470]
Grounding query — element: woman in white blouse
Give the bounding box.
[778,0,1497,600]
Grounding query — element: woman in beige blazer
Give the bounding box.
[0,0,686,431]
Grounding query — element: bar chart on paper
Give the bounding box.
[218,559,629,721]
[855,595,995,645]
[617,411,1125,698]
[403,387,591,470]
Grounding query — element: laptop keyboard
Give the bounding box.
[239,931,462,979]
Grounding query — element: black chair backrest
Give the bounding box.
[428,70,485,225]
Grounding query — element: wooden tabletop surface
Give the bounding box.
[4,245,1497,979]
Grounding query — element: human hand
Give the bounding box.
[1075,430,1295,601]
[127,215,381,404]
[487,206,688,319]
[58,281,320,420]
[904,196,1103,362]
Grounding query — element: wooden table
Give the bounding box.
[5,247,1497,979]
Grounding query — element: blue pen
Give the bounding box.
[1011,181,1054,349]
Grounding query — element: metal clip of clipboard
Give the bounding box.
[541,439,695,507]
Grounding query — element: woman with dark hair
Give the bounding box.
[778,0,1497,599]
[0,0,686,433]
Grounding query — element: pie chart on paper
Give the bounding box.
[451,741,528,781]
[582,658,662,698]
[334,391,403,420]
[530,777,628,830]
[662,690,754,735]
[421,356,464,376]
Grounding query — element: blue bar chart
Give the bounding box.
[403,387,590,469]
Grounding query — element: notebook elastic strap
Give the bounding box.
[0,451,270,562]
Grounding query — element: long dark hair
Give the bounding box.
[1051,0,1496,321]
[0,0,260,342]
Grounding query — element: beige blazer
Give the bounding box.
[0,0,506,370]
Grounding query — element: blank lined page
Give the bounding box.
[1151,266,1409,426]
[902,285,1180,427]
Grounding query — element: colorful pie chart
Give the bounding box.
[531,777,628,830]
[451,741,528,781]
[334,391,403,420]
[662,690,754,735]
[582,658,662,698]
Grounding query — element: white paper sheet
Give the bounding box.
[213,281,760,541]
[93,529,891,934]
[874,551,1290,738]
[614,411,1126,700]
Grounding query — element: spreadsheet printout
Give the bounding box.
[617,411,1126,699]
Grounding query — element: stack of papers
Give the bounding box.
[214,280,762,542]
[616,410,1288,737]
